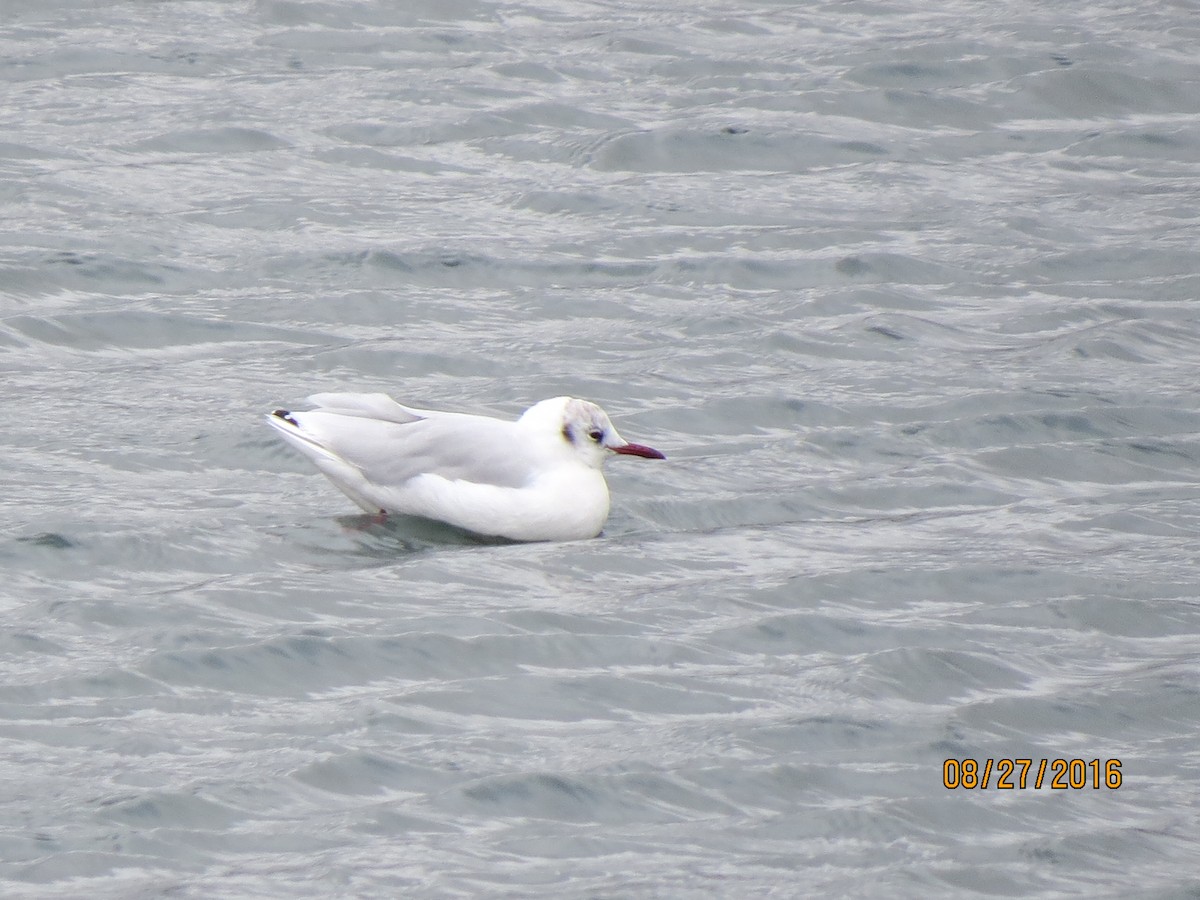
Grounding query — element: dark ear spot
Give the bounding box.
[561,424,574,444]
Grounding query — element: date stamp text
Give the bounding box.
[943,758,1122,790]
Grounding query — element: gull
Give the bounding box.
[266,393,665,542]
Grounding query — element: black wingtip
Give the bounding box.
[272,409,299,427]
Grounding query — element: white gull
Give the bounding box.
[266,393,665,542]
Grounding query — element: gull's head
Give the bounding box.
[521,397,666,469]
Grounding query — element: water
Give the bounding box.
[2,0,1199,896]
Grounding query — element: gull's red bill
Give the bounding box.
[613,442,666,460]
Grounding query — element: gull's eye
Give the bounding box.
[588,429,604,442]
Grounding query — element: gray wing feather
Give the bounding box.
[294,399,535,489]
[305,392,425,425]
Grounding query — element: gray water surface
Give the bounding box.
[2,1,1199,897]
